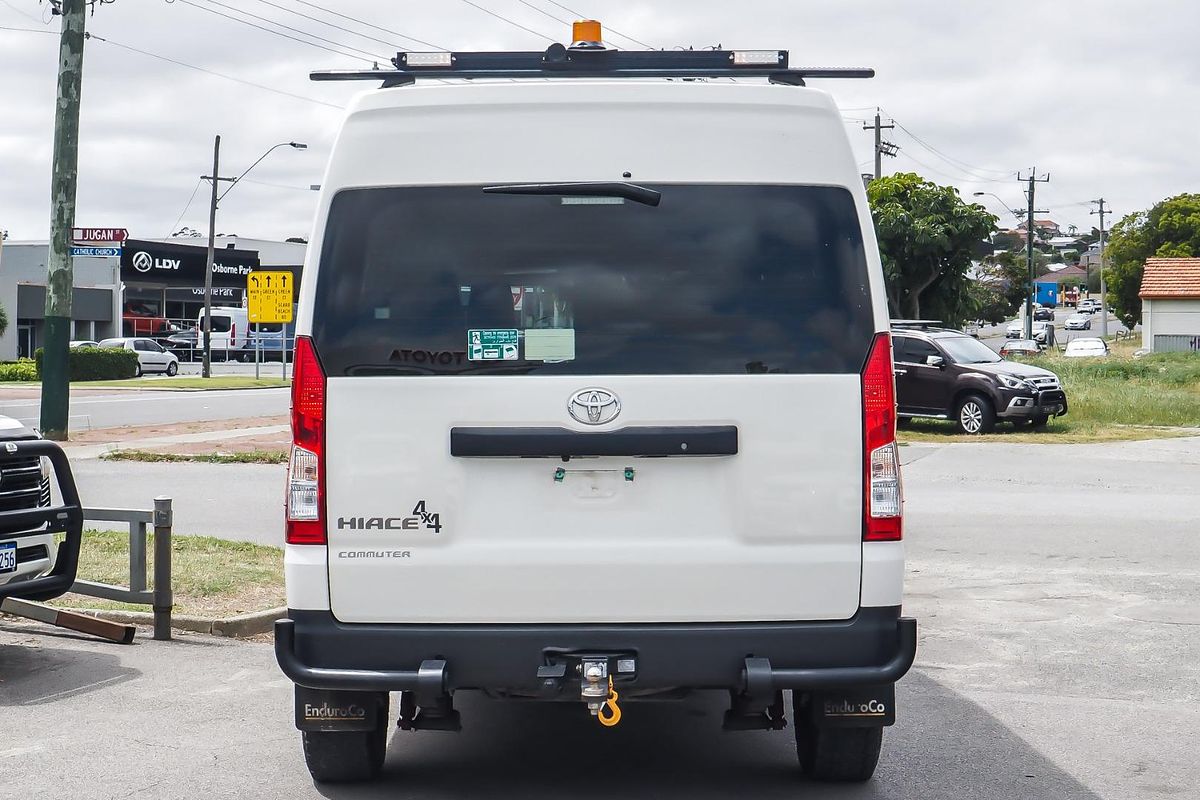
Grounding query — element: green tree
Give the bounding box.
[0,302,7,338]
[867,173,997,324]
[979,250,1028,315]
[1105,193,1200,324]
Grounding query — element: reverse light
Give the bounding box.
[287,336,326,544]
[732,50,782,66]
[862,332,903,541]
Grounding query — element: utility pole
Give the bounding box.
[1017,168,1050,340]
[1091,199,1110,338]
[863,109,896,180]
[201,135,222,379]
[40,0,87,441]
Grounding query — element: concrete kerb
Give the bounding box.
[56,606,286,638]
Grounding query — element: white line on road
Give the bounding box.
[0,388,289,408]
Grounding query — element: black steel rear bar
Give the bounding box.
[450,425,738,458]
[0,439,84,603]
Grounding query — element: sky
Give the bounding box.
[1,0,1197,242]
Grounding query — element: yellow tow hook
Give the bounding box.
[597,677,622,728]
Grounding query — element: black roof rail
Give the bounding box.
[310,44,874,87]
[889,320,946,330]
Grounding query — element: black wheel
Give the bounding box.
[133,363,143,378]
[955,394,995,435]
[166,361,178,377]
[302,717,388,783]
[1030,415,1049,429]
[795,720,883,782]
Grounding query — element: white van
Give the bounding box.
[197,306,249,361]
[277,25,914,785]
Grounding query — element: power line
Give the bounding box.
[169,0,384,64]
[0,0,47,24]
[517,0,570,26]
[0,23,55,33]
[292,0,447,50]
[197,0,391,61]
[85,31,343,109]
[247,0,403,52]
[890,119,1014,179]
[165,177,204,238]
[541,0,656,48]
[458,0,557,43]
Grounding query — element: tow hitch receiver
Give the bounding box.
[538,651,635,726]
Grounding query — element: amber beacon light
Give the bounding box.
[571,19,605,49]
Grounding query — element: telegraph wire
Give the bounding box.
[890,118,1015,179]
[164,178,204,238]
[84,31,344,109]
[191,0,390,61]
[247,0,405,53]
[292,0,446,50]
[0,0,46,23]
[458,0,557,43]
[0,23,55,32]
[168,0,384,64]
[517,0,571,26]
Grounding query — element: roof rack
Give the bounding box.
[889,320,948,330]
[311,40,873,89]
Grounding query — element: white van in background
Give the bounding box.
[197,306,250,361]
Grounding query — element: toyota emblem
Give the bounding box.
[568,388,621,425]
[131,251,154,273]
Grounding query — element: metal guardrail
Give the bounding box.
[70,497,174,641]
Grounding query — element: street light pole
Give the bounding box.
[198,140,306,378]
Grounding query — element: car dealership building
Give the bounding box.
[0,236,304,360]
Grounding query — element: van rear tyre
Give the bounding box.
[795,721,883,783]
[302,719,388,783]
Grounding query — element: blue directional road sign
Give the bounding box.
[70,246,122,257]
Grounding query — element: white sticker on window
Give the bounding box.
[524,328,576,362]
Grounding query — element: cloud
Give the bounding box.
[1,0,1197,241]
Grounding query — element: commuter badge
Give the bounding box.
[467,329,519,361]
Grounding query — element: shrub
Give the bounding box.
[34,346,140,381]
[0,358,39,381]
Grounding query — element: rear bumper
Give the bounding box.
[275,607,916,693]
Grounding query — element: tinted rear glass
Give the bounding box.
[312,185,874,376]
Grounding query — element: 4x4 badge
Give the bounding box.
[568,388,621,425]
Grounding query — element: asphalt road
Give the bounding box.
[4,436,1199,799]
[0,387,289,431]
[976,305,1129,351]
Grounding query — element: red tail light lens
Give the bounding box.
[287,336,326,545]
[862,332,902,541]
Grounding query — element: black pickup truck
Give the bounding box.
[0,417,83,603]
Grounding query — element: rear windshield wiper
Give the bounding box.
[483,181,661,207]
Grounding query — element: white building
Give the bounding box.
[1140,258,1200,352]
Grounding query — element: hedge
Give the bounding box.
[34,346,140,381]
[0,359,38,381]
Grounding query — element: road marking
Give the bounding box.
[0,388,289,408]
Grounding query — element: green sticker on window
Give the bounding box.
[467,329,519,361]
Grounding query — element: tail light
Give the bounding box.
[862,332,902,541]
[231,323,236,348]
[287,336,326,544]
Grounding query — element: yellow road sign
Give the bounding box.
[247,271,294,323]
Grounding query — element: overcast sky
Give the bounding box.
[2,0,1197,242]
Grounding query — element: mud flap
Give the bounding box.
[807,684,896,728]
[294,686,384,732]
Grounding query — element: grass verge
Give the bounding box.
[100,449,287,464]
[50,530,283,618]
[80,376,289,390]
[898,348,1200,443]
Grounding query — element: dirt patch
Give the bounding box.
[70,415,288,444]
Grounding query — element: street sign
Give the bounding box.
[247,271,294,323]
[69,246,122,257]
[71,227,128,243]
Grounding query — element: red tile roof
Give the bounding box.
[1140,258,1200,299]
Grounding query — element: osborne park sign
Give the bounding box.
[120,239,259,287]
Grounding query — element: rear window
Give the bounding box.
[203,315,233,333]
[312,184,874,376]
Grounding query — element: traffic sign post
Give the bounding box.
[247,271,294,323]
[71,227,127,244]
[69,246,121,257]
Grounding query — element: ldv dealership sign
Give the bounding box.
[120,239,259,287]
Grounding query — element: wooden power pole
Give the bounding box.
[40,0,88,441]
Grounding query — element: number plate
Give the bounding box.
[0,541,16,574]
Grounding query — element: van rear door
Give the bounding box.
[313,184,876,625]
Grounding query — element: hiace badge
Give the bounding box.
[467,329,519,361]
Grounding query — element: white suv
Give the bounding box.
[276,29,915,785]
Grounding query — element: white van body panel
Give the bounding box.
[198,306,249,353]
[298,81,899,626]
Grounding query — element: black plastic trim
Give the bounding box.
[275,608,915,693]
[0,439,84,603]
[450,425,738,458]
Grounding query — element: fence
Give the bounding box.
[69,497,174,640]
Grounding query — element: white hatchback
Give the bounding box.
[98,337,180,377]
